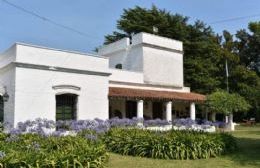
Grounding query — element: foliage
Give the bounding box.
[103,5,260,121]
[0,133,108,167]
[235,22,260,75]
[104,128,236,160]
[222,27,260,120]
[108,125,260,168]
[206,91,251,115]
[0,118,238,165]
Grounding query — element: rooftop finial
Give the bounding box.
[153,26,158,34]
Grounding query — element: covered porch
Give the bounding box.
[108,87,206,121]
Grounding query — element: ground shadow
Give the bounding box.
[228,137,260,167]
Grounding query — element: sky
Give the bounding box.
[0,0,260,54]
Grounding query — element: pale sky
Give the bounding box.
[0,0,259,53]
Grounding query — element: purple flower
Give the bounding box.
[8,128,22,135]
[173,118,196,127]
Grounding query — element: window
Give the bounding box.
[115,64,122,69]
[56,94,77,121]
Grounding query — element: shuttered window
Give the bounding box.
[56,94,77,121]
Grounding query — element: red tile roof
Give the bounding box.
[109,87,206,102]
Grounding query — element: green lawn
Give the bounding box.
[107,125,260,168]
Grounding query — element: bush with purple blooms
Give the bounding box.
[173,118,226,130]
[0,133,108,167]
[0,117,234,165]
[1,117,224,136]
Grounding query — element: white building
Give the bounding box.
[0,32,205,126]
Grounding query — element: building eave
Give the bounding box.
[109,87,206,103]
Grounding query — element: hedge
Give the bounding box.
[103,128,237,160]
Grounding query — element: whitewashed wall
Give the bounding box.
[0,43,111,126]
[109,69,143,83]
[143,46,183,87]
[131,32,183,51]
[14,67,109,125]
[16,43,109,73]
[99,32,184,87]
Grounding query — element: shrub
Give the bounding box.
[104,128,237,160]
[0,133,108,167]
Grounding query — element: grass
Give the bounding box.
[107,124,260,168]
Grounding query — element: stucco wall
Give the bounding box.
[131,32,183,51]
[14,67,109,125]
[0,44,16,69]
[109,69,143,83]
[143,46,183,87]
[98,38,129,56]
[107,51,128,69]
[123,45,143,71]
[0,43,111,126]
[99,39,144,72]
[98,32,184,87]
[16,43,109,73]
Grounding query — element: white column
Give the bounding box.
[137,100,144,119]
[190,102,196,120]
[166,101,172,122]
[225,115,229,123]
[228,113,235,131]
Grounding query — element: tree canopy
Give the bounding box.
[206,91,251,115]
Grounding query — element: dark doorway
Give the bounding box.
[0,96,3,122]
[126,101,137,119]
[153,102,163,119]
[56,94,77,121]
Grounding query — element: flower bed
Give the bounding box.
[0,118,235,164]
[104,128,237,160]
[0,133,108,167]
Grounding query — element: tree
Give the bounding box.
[206,91,251,115]
[104,5,225,94]
[221,29,260,121]
[235,22,260,75]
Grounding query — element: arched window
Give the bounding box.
[56,94,77,121]
[0,96,3,122]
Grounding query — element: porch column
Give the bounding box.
[225,115,229,123]
[166,101,172,122]
[228,113,235,131]
[137,100,144,119]
[190,102,196,120]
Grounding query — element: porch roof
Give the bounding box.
[109,87,206,102]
